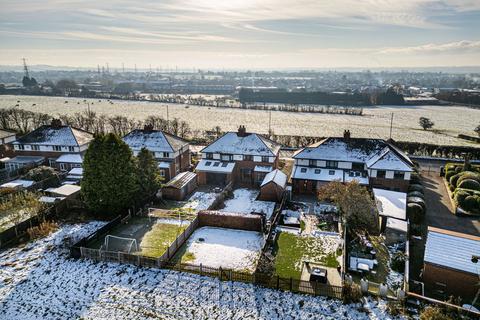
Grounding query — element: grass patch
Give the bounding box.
[274,232,340,279]
[136,223,187,258]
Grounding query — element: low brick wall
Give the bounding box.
[197,210,263,232]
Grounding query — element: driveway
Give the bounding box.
[422,172,480,236]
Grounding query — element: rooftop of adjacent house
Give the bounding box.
[0,179,35,189]
[13,120,93,147]
[291,165,369,185]
[424,227,480,275]
[122,127,188,153]
[261,169,287,188]
[56,154,83,164]
[201,126,280,157]
[373,188,407,220]
[195,159,236,173]
[293,132,413,171]
[164,171,197,189]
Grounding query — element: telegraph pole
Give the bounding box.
[389,112,394,140]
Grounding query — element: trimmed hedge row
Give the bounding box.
[445,163,480,215]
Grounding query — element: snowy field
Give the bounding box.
[221,188,276,219]
[181,191,218,212]
[0,222,402,319]
[178,227,264,272]
[2,94,479,146]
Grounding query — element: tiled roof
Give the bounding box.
[14,125,93,147]
[202,132,280,156]
[123,129,188,153]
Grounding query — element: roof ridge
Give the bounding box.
[428,226,480,242]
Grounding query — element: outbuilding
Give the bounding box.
[258,169,287,202]
[373,188,408,244]
[161,171,197,201]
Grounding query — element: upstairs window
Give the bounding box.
[314,169,321,174]
[206,153,213,159]
[377,170,386,178]
[68,146,75,152]
[394,171,404,179]
[244,155,253,161]
[309,160,316,167]
[329,170,335,175]
[32,145,40,151]
[326,161,338,168]
[17,144,25,150]
[53,146,62,152]
[261,156,269,163]
[300,168,307,173]
[163,152,169,158]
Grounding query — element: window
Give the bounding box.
[244,155,253,161]
[377,170,386,178]
[326,161,338,168]
[394,171,404,179]
[159,169,165,177]
[352,163,364,171]
[53,146,62,151]
[68,146,75,152]
[309,160,316,167]
[240,168,252,182]
[329,170,335,175]
[261,156,269,163]
[60,163,66,171]
[163,152,169,158]
[221,154,233,161]
[205,161,212,166]
[32,145,40,151]
[314,169,321,174]
[16,144,25,150]
[206,153,213,159]
[213,162,220,167]
[300,168,307,173]
[221,162,228,167]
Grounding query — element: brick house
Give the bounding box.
[196,126,281,187]
[7,119,93,172]
[0,129,16,158]
[122,125,190,182]
[291,130,414,194]
[423,227,480,302]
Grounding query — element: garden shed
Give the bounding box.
[373,188,407,233]
[162,171,197,201]
[258,169,287,202]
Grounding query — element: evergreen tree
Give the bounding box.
[136,147,163,200]
[81,133,138,216]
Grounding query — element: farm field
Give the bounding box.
[0,222,398,319]
[1,94,479,146]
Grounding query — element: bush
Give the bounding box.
[444,169,456,181]
[410,172,421,184]
[420,306,454,320]
[457,171,480,184]
[391,251,406,273]
[408,191,425,199]
[463,196,480,214]
[457,179,480,191]
[453,189,471,207]
[408,184,424,193]
[407,203,424,223]
[27,221,59,240]
[23,166,57,182]
[343,282,362,304]
[0,187,17,197]
[454,165,463,173]
[449,173,462,188]
[407,196,426,210]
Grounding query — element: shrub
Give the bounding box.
[408,191,425,199]
[27,221,59,240]
[343,282,362,304]
[23,166,57,182]
[457,179,480,191]
[449,173,462,188]
[410,172,421,184]
[444,170,456,181]
[408,184,424,193]
[444,163,457,172]
[391,251,406,273]
[454,165,463,173]
[407,196,426,210]
[453,189,471,207]
[0,187,17,197]
[420,306,453,320]
[463,196,480,214]
[407,203,424,223]
[457,171,480,184]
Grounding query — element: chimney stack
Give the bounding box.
[343,130,351,140]
[51,119,62,129]
[237,125,247,137]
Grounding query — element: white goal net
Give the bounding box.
[103,235,139,253]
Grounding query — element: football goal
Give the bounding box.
[103,235,139,253]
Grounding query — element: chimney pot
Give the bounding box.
[51,119,62,129]
[237,125,247,137]
[343,130,351,139]
[144,124,154,132]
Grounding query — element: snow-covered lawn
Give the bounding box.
[0,222,401,319]
[221,188,276,219]
[176,227,264,272]
[181,191,218,212]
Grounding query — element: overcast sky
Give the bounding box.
[1,0,480,69]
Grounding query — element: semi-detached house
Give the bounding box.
[196,126,281,187]
[292,130,414,194]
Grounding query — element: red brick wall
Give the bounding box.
[370,177,409,192]
[258,182,283,202]
[198,210,263,232]
[292,179,320,195]
[423,263,478,301]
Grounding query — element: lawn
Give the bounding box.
[136,222,187,257]
[274,231,341,279]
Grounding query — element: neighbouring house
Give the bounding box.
[423,227,480,302]
[9,119,93,171]
[196,125,281,187]
[291,130,414,194]
[258,169,287,202]
[373,188,408,245]
[0,129,16,158]
[123,125,190,182]
[161,171,198,201]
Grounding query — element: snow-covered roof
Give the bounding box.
[294,137,413,172]
[47,184,81,196]
[373,188,407,220]
[39,196,65,203]
[68,167,83,175]
[367,148,413,172]
[164,171,197,189]
[425,227,480,275]
[0,179,35,189]
[261,169,287,188]
[292,166,369,185]
[4,156,45,164]
[56,154,83,164]
[254,165,273,173]
[195,159,235,173]
[0,129,15,140]
[122,129,188,153]
[201,132,280,156]
[14,125,93,147]
[386,217,408,232]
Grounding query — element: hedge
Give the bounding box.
[408,191,425,199]
[407,203,424,223]
[449,173,462,188]
[408,184,424,193]
[407,196,426,210]
[457,171,480,184]
[457,179,480,191]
